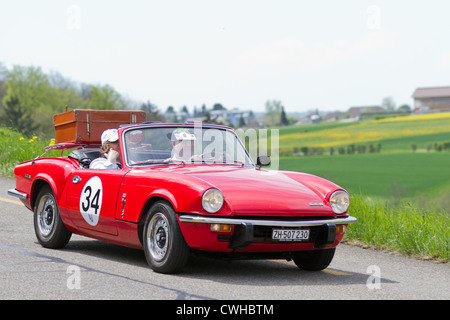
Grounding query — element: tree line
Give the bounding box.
[0,63,164,138]
[287,143,382,157]
[0,63,296,139]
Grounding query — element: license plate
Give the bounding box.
[272,229,310,241]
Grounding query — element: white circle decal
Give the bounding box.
[79,176,103,226]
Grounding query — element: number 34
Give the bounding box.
[81,186,101,215]
[79,176,103,227]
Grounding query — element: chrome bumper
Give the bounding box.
[179,215,356,250]
[7,189,27,200]
[179,215,357,227]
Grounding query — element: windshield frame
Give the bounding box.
[121,123,256,169]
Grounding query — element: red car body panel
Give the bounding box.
[9,123,356,258]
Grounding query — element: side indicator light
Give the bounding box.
[210,224,232,232]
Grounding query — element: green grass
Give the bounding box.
[346,195,449,262]
[280,152,450,198]
[0,127,56,178]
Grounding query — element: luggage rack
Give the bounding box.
[28,143,103,168]
[44,142,102,155]
[30,143,102,164]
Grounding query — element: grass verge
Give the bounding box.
[345,195,449,263]
[0,127,56,178]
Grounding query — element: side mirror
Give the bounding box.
[256,155,271,167]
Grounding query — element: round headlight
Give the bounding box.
[329,190,350,214]
[202,189,224,213]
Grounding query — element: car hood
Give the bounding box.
[161,165,339,216]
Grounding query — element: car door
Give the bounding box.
[66,169,126,235]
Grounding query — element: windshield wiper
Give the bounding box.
[131,159,246,167]
[131,159,186,166]
[223,160,246,167]
[131,159,170,166]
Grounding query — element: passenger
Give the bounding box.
[169,128,197,162]
[89,129,121,169]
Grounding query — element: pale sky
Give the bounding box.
[1,0,450,113]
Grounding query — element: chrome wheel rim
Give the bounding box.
[147,213,169,262]
[37,195,56,237]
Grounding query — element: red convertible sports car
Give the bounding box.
[8,122,356,273]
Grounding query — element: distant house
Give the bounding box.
[184,109,256,127]
[412,86,450,113]
[347,106,386,118]
[325,111,342,122]
[163,109,189,122]
[208,109,256,127]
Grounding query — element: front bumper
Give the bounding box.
[179,215,357,250]
[8,188,27,200]
[179,215,357,227]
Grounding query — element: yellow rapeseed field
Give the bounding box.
[378,112,450,122]
[279,113,450,149]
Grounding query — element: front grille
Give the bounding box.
[234,215,335,222]
[214,216,338,249]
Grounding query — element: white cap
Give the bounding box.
[170,128,196,141]
[101,129,119,145]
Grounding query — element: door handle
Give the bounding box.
[72,176,82,184]
[121,193,127,218]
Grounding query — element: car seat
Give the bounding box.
[68,149,102,168]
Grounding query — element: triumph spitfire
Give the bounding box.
[8,121,356,273]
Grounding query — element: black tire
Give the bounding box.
[293,248,336,271]
[143,201,190,274]
[34,186,72,249]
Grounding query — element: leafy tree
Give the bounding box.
[1,65,51,136]
[0,62,7,79]
[201,104,207,116]
[280,106,289,126]
[300,147,309,156]
[87,84,126,110]
[264,99,283,127]
[212,103,226,111]
[1,65,90,136]
[3,65,50,110]
[381,96,396,111]
[0,95,38,136]
[398,104,411,113]
[203,111,222,125]
[238,114,246,127]
[180,105,189,114]
[140,100,164,122]
[0,63,163,137]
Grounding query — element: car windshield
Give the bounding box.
[123,126,254,167]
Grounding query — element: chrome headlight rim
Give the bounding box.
[329,190,350,214]
[202,188,224,213]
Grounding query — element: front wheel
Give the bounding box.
[143,201,190,274]
[293,248,335,271]
[34,186,72,249]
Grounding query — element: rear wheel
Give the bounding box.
[34,186,72,249]
[143,201,189,274]
[293,248,335,271]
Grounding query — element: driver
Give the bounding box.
[90,129,121,169]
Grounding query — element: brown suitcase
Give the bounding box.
[54,109,146,144]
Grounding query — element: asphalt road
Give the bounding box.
[1,176,448,301]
